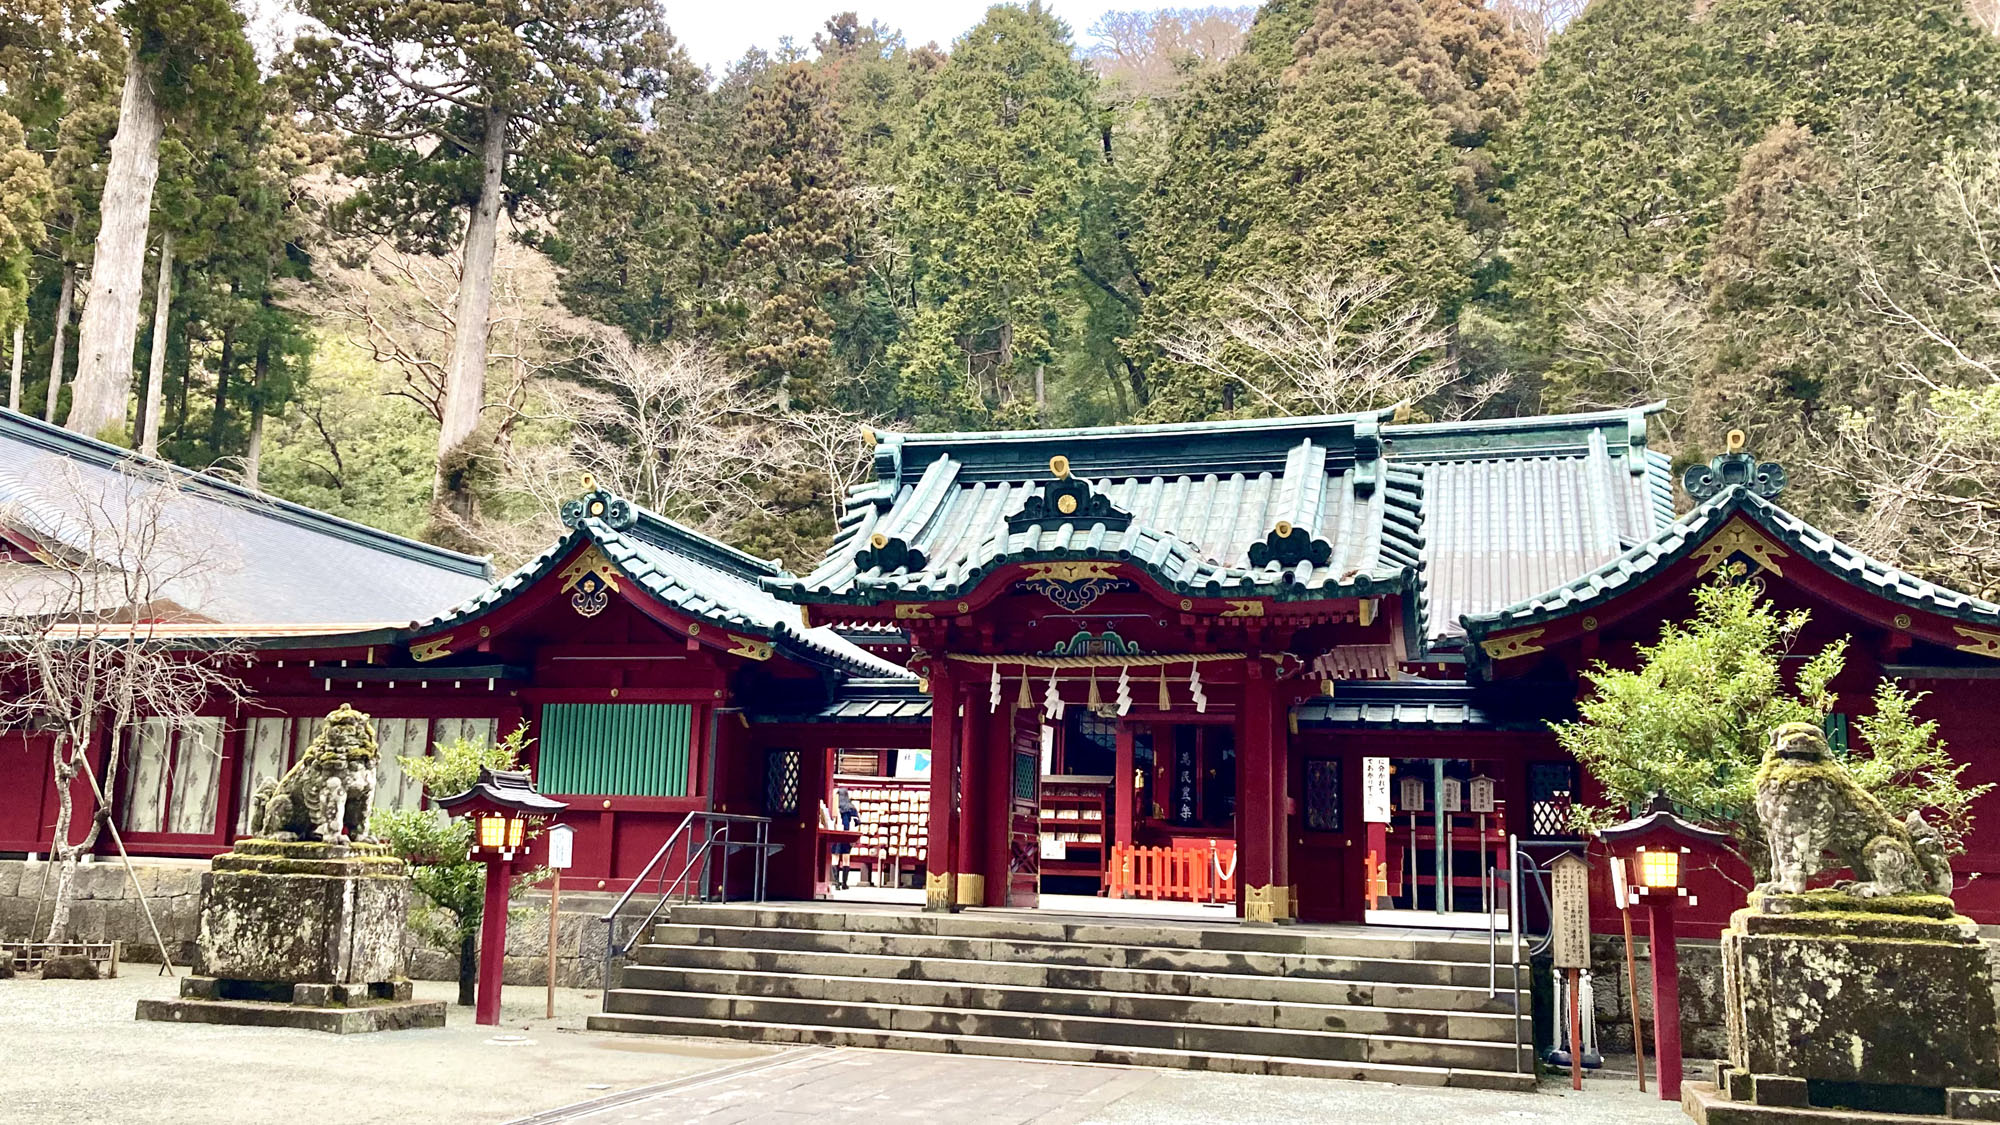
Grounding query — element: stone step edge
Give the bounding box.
[600,988,1538,1059]
[649,923,1530,974]
[614,964,1532,1029]
[629,941,1529,1003]
[585,1011,1538,1091]
[669,906,1508,960]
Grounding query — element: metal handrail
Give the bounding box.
[598,811,776,979]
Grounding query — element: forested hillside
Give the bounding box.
[2,0,1998,589]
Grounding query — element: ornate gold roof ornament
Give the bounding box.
[560,474,635,530]
[1006,453,1132,532]
[1683,430,1786,502]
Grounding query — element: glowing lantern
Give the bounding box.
[1598,795,1729,1103]
[436,768,567,1026]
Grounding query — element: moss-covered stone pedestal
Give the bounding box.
[1685,893,2000,1123]
[135,840,444,1034]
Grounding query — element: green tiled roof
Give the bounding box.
[411,504,910,680]
[774,405,1675,650]
[747,677,933,724]
[1459,479,2000,642]
[773,412,1425,607]
[1293,680,1565,730]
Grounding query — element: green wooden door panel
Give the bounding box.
[538,703,692,796]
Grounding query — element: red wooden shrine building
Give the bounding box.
[8,403,2000,937]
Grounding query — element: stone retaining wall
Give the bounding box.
[0,858,206,964]
[0,859,625,988]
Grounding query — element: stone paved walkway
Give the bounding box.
[4,971,1686,1125]
[516,1045,1687,1125]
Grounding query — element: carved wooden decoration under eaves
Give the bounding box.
[1954,625,2000,659]
[1479,628,1546,661]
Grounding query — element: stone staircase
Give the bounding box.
[588,903,1535,1089]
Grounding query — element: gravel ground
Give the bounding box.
[1,971,1687,1125]
[0,971,775,1125]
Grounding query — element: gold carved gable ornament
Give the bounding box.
[1690,519,1789,579]
[558,545,622,618]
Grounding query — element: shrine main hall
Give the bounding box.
[8,401,2000,938]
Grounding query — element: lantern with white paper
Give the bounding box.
[1397,775,1425,909]
[1469,775,1496,913]
[1438,777,1462,910]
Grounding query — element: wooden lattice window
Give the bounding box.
[766,749,802,816]
[1304,758,1342,833]
[1528,761,1579,839]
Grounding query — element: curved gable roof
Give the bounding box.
[774,405,1675,650]
[410,498,909,680]
[1459,475,2000,654]
[771,412,1427,608]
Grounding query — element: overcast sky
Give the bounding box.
[661,3,1133,74]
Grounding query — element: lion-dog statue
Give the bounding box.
[248,704,379,844]
[1754,721,1951,899]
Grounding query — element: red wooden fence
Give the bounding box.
[1107,839,1237,902]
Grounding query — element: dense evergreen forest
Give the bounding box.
[3,0,1999,590]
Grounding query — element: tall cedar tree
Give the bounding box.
[5,0,121,422]
[1501,0,1740,344]
[1246,54,1469,311]
[894,2,1099,426]
[1129,56,1278,421]
[288,0,689,523]
[1292,0,1532,269]
[1141,52,1469,421]
[718,63,862,412]
[0,114,49,338]
[1706,0,2000,148]
[146,96,314,478]
[65,0,257,441]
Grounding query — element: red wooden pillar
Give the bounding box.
[475,858,512,1026]
[1112,724,1136,893]
[954,694,990,907]
[1649,897,1684,1100]
[1237,662,1291,923]
[924,664,961,912]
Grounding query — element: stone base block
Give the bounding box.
[1724,899,2000,1093]
[178,974,413,1007]
[195,840,410,986]
[135,995,445,1034]
[1687,1081,2000,1123]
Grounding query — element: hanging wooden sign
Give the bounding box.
[1550,851,1591,970]
[1363,758,1391,823]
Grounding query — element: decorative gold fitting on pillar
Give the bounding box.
[1244,884,1296,925]
[954,873,985,907]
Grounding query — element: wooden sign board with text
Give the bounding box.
[1550,851,1591,970]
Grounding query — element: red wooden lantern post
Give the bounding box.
[1598,795,1728,1102]
[437,768,567,1027]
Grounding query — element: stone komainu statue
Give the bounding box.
[1754,721,1951,899]
[249,704,378,844]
